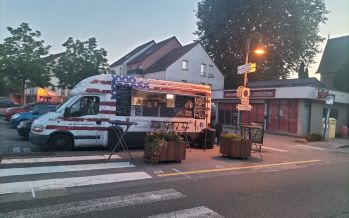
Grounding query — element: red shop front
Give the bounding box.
[216,89,299,134]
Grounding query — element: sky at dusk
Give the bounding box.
[1,0,348,78]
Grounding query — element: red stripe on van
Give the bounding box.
[46,125,108,131]
[99,110,115,114]
[99,101,116,106]
[58,117,110,122]
[90,79,112,85]
[85,88,111,94]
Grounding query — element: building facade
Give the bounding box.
[212,78,349,136]
[110,36,224,91]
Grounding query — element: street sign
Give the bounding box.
[237,63,256,74]
[325,94,335,105]
[236,104,252,111]
[240,98,249,105]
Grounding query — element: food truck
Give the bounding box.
[29,74,211,150]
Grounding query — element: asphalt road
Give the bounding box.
[0,118,349,217]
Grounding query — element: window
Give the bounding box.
[200,64,207,76]
[182,60,188,70]
[131,90,195,118]
[69,96,100,117]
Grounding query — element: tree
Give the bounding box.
[0,23,51,103]
[195,0,329,88]
[53,37,109,89]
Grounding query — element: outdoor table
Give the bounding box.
[107,120,138,163]
[240,124,263,158]
[150,120,190,148]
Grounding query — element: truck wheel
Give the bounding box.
[48,134,73,151]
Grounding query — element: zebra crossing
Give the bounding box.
[0,154,223,217]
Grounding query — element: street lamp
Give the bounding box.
[243,32,266,87]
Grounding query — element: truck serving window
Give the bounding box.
[131,90,195,118]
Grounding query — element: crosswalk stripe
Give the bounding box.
[1,155,121,164]
[262,146,289,153]
[294,144,325,150]
[0,172,152,195]
[147,206,223,218]
[0,162,135,177]
[0,189,184,218]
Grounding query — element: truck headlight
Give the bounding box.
[32,125,45,133]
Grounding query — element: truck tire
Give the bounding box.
[48,134,73,151]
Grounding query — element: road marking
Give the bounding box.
[1,155,121,164]
[294,144,325,150]
[0,189,184,218]
[12,147,21,153]
[158,159,321,177]
[263,146,289,153]
[0,172,152,195]
[172,168,191,178]
[148,206,223,218]
[28,184,36,198]
[22,147,31,153]
[0,162,135,177]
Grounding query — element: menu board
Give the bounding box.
[175,96,194,117]
[115,84,131,116]
[194,97,206,119]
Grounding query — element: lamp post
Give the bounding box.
[236,32,265,132]
[243,32,265,87]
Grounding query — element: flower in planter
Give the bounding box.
[144,130,181,163]
[221,132,241,140]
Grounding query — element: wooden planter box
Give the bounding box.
[220,137,252,159]
[144,140,186,164]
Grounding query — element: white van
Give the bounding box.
[30,74,211,150]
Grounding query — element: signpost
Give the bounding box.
[236,104,252,111]
[237,63,256,75]
[323,94,335,139]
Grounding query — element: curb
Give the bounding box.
[338,144,349,149]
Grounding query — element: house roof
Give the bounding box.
[145,41,199,74]
[316,35,349,74]
[42,52,65,62]
[127,36,180,65]
[110,40,155,67]
[249,77,327,89]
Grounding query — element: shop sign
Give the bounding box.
[317,88,329,99]
[224,89,275,99]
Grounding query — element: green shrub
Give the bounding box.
[305,133,322,142]
[222,132,241,140]
[145,130,179,152]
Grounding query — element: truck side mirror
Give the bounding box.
[64,108,71,117]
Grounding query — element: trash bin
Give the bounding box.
[321,118,336,139]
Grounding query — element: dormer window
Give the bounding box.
[182,60,188,70]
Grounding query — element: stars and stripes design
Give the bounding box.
[111,75,149,99]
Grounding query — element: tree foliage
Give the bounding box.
[195,0,329,88]
[53,37,109,89]
[0,23,51,100]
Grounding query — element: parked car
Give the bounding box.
[3,103,35,121]
[17,120,33,138]
[9,103,58,128]
[0,97,17,108]
[3,102,57,121]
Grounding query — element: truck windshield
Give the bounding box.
[55,96,76,113]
